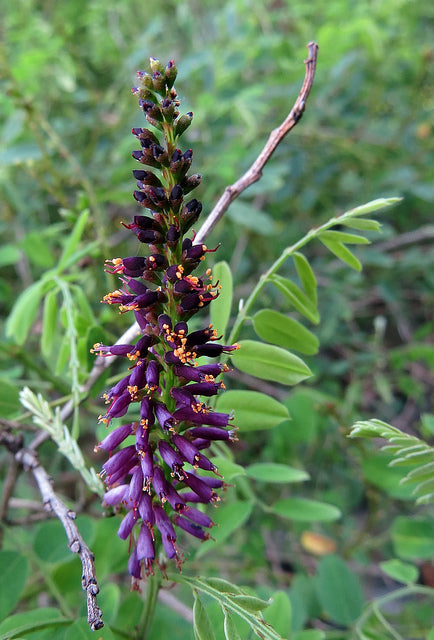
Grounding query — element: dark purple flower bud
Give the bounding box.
[104,375,131,402]
[134,310,150,332]
[140,397,155,429]
[158,313,172,333]
[128,546,141,579]
[102,445,137,478]
[103,484,129,506]
[135,422,149,449]
[128,466,144,505]
[137,523,155,562]
[180,198,202,231]
[154,505,177,549]
[128,360,147,393]
[179,491,208,504]
[154,402,175,430]
[177,292,202,313]
[152,70,166,93]
[182,506,214,528]
[181,173,202,194]
[186,382,224,397]
[193,343,228,357]
[146,253,167,271]
[138,492,155,525]
[182,472,216,503]
[170,387,193,406]
[191,438,211,450]
[131,126,159,145]
[174,112,193,137]
[124,278,149,296]
[147,187,168,208]
[174,321,188,334]
[169,184,183,213]
[127,335,153,360]
[170,148,183,172]
[145,360,160,391]
[186,426,237,441]
[152,465,168,502]
[99,391,132,424]
[91,343,135,357]
[118,508,139,540]
[166,224,180,246]
[164,60,177,89]
[173,406,231,427]
[139,445,154,490]
[152,144,168,165]
[97,422,134,452]
[192,473,224,489]
[171,433,216,472]
[158,441,185,479]
[140,100,163,122]
[164,351,181,365]
[173,515,209,540]
[137,229,164,244]
[164,483,186,512]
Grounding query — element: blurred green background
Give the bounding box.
[0,1,433,638]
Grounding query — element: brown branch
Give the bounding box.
[0,426,103,630]
[195,41,319,244]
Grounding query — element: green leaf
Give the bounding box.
[293,252,317,305]
[193,594,216,640]
[253,309,319,355]
[263,591,291,638]
[380,559,418,584]
[223,611,242,640]
[315,555,364,625]
[0,608,68,640]
[205,578,244,595]
[6,280,46,345]
[230,595,269,613]
[272,498,341,522]
[216,390,289,431]
[343,197,401,217]
[0,379,21,418]
[245,463,309,484]
[20,232,55,268]
[210,261,233,338]
[0,551,29,621]
[340,218,381,231]
[211,456,245,480]
[231,341,312,386]
[41,289,59,357]
[196,501,253,558]
[319,238,362,271]
[392,517,434,560]
[57,209,90,273]
[271,276,319,324]
[318,230,370,244]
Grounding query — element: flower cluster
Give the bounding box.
[92,58,238,581]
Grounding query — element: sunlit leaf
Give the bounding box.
[216,390,289,431]
[253,309,319,354]
[231,340,312,385]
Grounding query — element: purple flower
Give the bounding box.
[93,58,237,583]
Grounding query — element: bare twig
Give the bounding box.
[0,426,103,630]
[194,41,319,244]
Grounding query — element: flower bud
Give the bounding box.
[174,112,193,137]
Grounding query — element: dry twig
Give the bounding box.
[0,426,103,630]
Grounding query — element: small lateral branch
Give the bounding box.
[15,446,104,630]
[195,41,319,244]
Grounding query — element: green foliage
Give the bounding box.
[1,1,432,639]
[350,419,434,504]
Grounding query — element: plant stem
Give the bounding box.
[138,573,161,639]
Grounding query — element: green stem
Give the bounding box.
[228,214,342,345]
[352,585,434,639]
[137,573,161,639]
